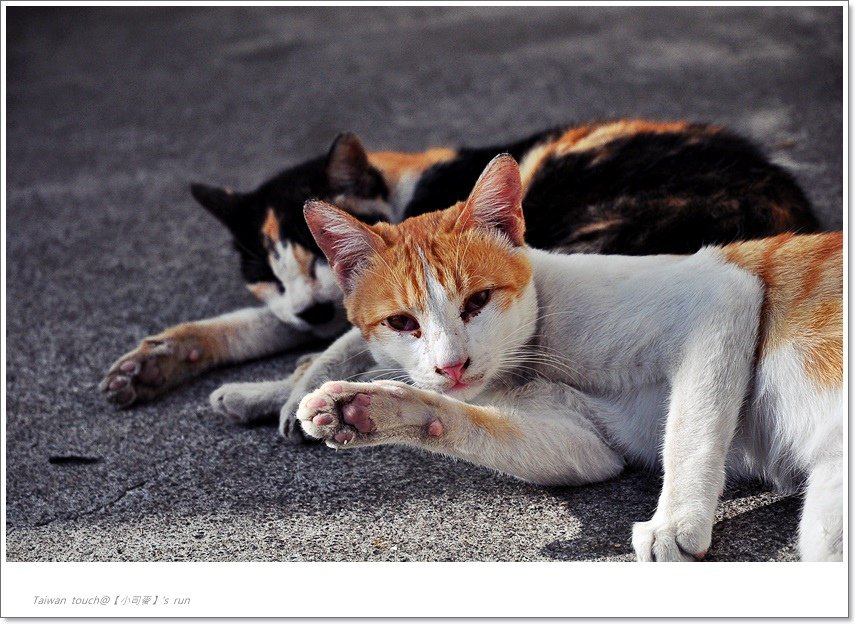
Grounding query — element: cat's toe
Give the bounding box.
[632,515,710,562]
[101,373,137,407]
[296,382,370,447]
[101,342,173,407]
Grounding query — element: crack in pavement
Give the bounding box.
[29,480,148,529]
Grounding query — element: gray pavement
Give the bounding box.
[5,6,842,561]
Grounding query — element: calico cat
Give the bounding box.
[284,155,842,561]
[100,120,818,415]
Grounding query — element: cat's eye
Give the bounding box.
[462,289,491,320]
[385,314,419,333]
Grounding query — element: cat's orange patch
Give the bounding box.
[554,120,712,156]
[464,404,522,440]
[262,208,280,241]
[518,120,717,192]
[368,148,458,188]
[566,218,625,241]
[292,243,315,280]
[517,141,555,192]
[159,318,245,367]
[345,204,532,333]
[722,232,843,389]
[246,281,279,302]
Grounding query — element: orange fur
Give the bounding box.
[721,232,843,389]
[554,119,708,155]
[345,203,532,334]
[262,208,279,241]
[518,120,715,193]
[292,243,315,280]
[247,281,279,302]
[154,320,236,366]
[368,148,458,188]
[464,404,523,440]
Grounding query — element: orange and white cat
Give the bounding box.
[271,155,841,561]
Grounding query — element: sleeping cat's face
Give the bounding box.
[191,133,391,334]
[306,154,537,399]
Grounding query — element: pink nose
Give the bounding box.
[435,359,470,383]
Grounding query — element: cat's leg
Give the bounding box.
[799,457,843,561]
[278,327,377,442]
[632,315,758,562]
[798,424,843,561]
[296,379,624,486]
[209,354,318,424]
[101,307,315,407]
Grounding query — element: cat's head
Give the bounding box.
[305,154,537,400]
[191,133,391,335]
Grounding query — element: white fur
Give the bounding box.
[387,170,420,216]
[256,241,345,336]
[293,245,842,562]
[366,247,537,402]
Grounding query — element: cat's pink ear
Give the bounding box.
[304,200,386,292]
[326,132,372,193]
[456,154,525,246]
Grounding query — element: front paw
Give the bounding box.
[99,336,204,407]
[278,396,314,444]
[210,382,279,425]
[632,513,712,562]
[296,380,443,448]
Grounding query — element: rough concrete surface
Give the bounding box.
[5,6,842,562]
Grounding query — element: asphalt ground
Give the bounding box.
[5,6,842,561]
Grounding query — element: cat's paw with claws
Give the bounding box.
[632,513,712,562]
[100,336,205,407]
[297,380,444,448]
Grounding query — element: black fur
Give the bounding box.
[192,123,818,287]
[402,128,559,218]
[192,133,389,286]
[404,124,818,253]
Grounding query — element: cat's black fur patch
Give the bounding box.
[192,134,389,286]
[402,128,560,218]
[193,123,818,287]
[521,128,818,254]
[406,125,817,253]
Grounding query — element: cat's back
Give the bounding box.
[721,232,842,388]
[519,120,818,254]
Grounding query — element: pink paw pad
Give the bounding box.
[313,413,333,426]
[187,348,201,363]
[342,393,374,433]
[119,361,137,373]
[427,419,444,437]
[109,377,128,391]
[306,397,328,409]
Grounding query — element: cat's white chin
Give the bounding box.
[443,382,484,402]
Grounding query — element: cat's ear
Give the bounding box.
[304,199,386,293]
[456,154,525,246]
[191,183,242,227]
[326,132,372,193]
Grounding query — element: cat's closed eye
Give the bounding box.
[462,289,491,321]
[384,314,419,332]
